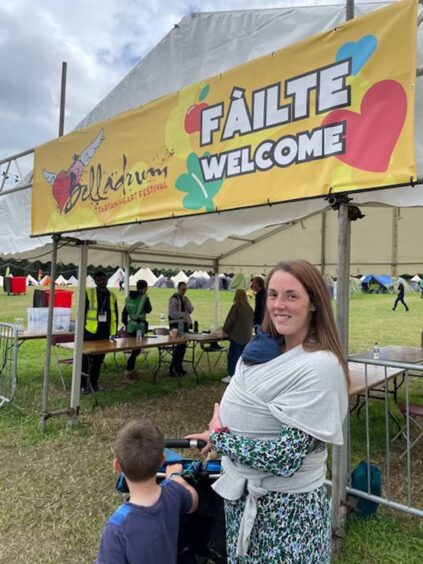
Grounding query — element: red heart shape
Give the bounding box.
[52,170,71,212]
[322,80,407,173]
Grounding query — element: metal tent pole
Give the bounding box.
[58,62,67,137]
[321,211,327,275]
[391,208,399,277]
[67,242,88,428]
[330,0,354,536]
[213,260,220,328]
[40,234,59,432]
[124,253,131,299]
[331,199,351,535]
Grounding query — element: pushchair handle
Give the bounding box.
[165,438,207,449]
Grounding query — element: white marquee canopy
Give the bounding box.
[0,1,422,277]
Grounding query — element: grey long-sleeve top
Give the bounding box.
[168,293,194,322]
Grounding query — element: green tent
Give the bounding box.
[229,273,251,290]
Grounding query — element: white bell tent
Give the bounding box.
[129,267,158,287]
[171,270,189,285]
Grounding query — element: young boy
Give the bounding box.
[96,418,198,563]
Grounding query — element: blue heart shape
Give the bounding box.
[336,35,377,75]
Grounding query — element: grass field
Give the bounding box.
[0,287,422,563]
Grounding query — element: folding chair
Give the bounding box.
[112,350,150,371]
[391,402,423,458]
[195,342,228,371]
[51,334,75,390]
[154,328,173,378]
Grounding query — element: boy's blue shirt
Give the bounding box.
[96,480,192,564]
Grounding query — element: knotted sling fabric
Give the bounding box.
[212,344,348,556]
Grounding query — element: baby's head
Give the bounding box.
[114,418,164,483]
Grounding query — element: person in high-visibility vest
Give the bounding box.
[81,271,118,393]
[121,279,152,383]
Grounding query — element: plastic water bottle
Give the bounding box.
[194,320,199,333]
[373,342,380,360]
[160,312,165,324]
[178,320,184,336]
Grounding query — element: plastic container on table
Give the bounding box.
[27,307,71,333]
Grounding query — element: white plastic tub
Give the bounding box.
[27,307,71,333]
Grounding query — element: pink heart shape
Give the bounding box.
[322,80,407,173]
[52,170,71,212]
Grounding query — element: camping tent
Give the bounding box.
[410,274,421,291]
[26,274,39,286]
[396,276,413,293]
[86,275,96,288]
[349,276,362,295]
[153,276,174,288]
[68,275,78,286]
[171,271,189,285]
[107,267,125,288]
[129,267,158,287]
[205,274,230,290]
[361,274,394,293]
[186,275,209,289]
[55,275,69,285]
[191,271,210,280]
[229,273,251,291]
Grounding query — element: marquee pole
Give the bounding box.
[329,0,354,537]
[331,198,351,535]
[124,252,131,299]
[213,260,220,329]
[67,242,88,428]
[40,234,59,432]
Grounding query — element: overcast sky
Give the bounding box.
[0,0,388,161]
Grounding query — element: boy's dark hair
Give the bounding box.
[115,418,164,482]
[178,281,187,289]
[136,279,148,291]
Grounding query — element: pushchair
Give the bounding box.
[116,438,227,563]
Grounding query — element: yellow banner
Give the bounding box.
[32,0,417,235]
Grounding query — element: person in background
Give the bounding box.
[117,270,124,292]
[221,289,253,384]
[122,279,152,384]
[392,281,409,311]
[168,282,194,377]
[251,276,266,329]
[188,260,349,563]
[419,277,423,299]
[96,418,198,564]
[81,271,118,393]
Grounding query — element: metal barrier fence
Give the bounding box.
[341,357,423,519]
[0,323,18,409]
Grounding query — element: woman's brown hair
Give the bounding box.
[262,260,349,383]
[234,289,248,305]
